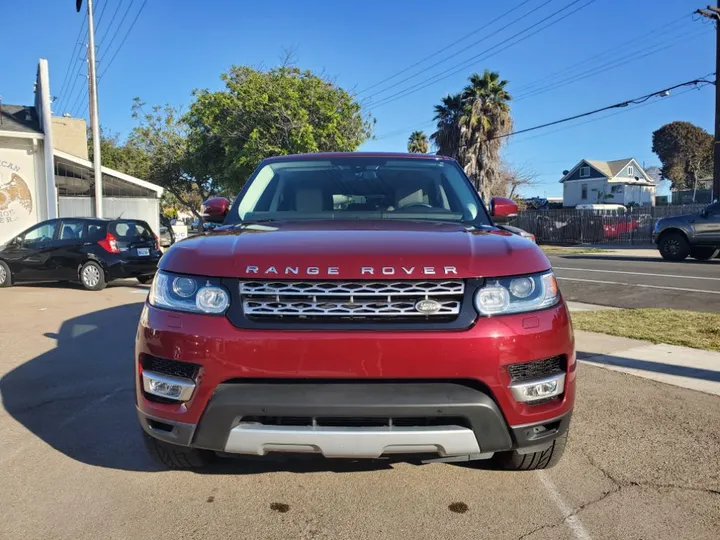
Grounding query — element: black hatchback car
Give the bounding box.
[0,218,162,290]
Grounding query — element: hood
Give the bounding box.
[160,220,551,279]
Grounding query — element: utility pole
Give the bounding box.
[77,0,103,217]
[696,5,720,202]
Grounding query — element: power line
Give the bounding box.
[63,62,88,117]
[97,0,135,63]
[491,75,715,140]
[358,0,538,96]
[514,28,710,101]
[56,12,88,111]
[368,0,595,110]
[95,0,109,30]
[97,0,124,49]
[69,85,88,118]
[99,0,148,78]
[511,12,692,95]
[510,85,706,147]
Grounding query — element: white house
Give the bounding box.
[559,158,655,207]
[0,59,163,246]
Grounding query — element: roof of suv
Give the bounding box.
[262,152,451,163]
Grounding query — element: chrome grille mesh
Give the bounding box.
[240,280,465,319]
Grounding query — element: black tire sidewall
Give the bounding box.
[690,247,718,261]
[659,233,690,261]
[80,261,106,291]
[0,261,11,287]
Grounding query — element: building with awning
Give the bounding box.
[0,59,163,245]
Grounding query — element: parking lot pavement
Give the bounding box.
[1,284,719,540]
[549,253,720,312]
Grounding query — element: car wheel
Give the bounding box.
[658,232,690,261]
[690,247,719,261]
[80,261,107,291]
[141,430,213,470]
[137,275,154,284]
[492,430,568,471]
[0,261,12,287]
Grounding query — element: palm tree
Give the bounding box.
[407,130,429,153]
[430,93,463,159]
[430,71,513,199]
[460,70,513,199]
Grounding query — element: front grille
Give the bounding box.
[507,356,565,383]
[240,416,472,429]
[142,356,199,379]
[239,280,465,322]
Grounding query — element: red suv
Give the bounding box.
[136,153,575,470]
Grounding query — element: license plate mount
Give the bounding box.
[137,248,150,257]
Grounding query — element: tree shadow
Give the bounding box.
[0,302,416,475]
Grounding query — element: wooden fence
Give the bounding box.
[512,205,707,245]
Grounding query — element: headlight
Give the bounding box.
[474,271,559,315]
[149,270,230,314]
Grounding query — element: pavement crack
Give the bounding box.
[517,484,621,539]
[626,481,720,497]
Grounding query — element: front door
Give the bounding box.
[8,221,61,281]
[695,203,720,244]
[49,220,89,280]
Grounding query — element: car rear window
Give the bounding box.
[109,220,154,241]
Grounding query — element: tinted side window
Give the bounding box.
[86,223,107,241]
[110,221,153,240]
[59,220,85,241]
[23,222,58,246]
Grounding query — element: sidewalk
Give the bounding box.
[567,301,720,395]
[574,330,720,396]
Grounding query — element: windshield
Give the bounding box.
[230,157,491,226]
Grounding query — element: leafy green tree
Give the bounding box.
[185,65,373,191]
[651,121,713,190]
[128,99,215,221]
[407,130,429,153]
[88,128,150,179]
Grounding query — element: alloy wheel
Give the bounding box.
[82,265,101,288]
[0,265,6,285]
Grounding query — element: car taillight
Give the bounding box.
[153,233,159,250]
[98,232,120,254]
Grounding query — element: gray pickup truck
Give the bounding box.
[653,202,720,261]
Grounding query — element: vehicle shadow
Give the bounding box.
[0,302,409,475]
[14,280,150,291]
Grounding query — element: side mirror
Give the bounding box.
[489,197,519,222]
[201,197,231,224]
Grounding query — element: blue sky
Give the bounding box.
[1,0,715,198]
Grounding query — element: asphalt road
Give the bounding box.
[549,252,720,312]
[1,284,719,540]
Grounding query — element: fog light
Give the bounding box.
[509,374,565,403]
[142,371,195,401]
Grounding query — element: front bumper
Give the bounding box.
[137,382,571,458]
[136,301,575,458]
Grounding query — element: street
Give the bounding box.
[1,284,718,540]
[549,251,720,312]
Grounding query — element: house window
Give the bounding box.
[627,166,634,176]
[579,166,590,178]
[611,185,622,194]
[581,184,588,200]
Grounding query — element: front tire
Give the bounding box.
[0,260,12,287]
[137,275,154,284]
[492,430,568,470]
[141,430,213,470]
[659,232,690,261]
[80,261,107,291]
[690,247,719,261]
